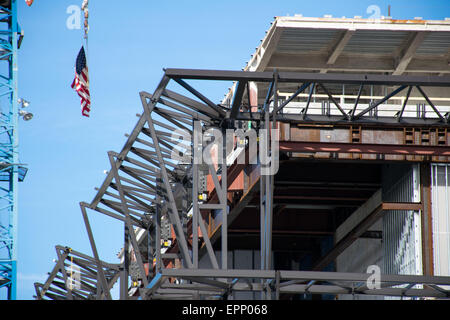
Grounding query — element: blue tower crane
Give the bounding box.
[0,0,26,300]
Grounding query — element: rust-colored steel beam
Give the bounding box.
[279,141,450,156]
[382,202,423,211]
[420,163,434,276]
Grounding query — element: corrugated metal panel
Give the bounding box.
[416,33,450,55]
[431,164,450,277]
[277,29,339,53]
[344,30,410,55]
[382,164,422,277]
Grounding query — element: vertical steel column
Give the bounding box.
[155,171,162,273]
[265,73,277,299]
[260,74,276,299]
[420,163,434,275]
[121,211,130,299]
[221,127,227,270]
[260,80,273,274]
[147,217,153,279]
[266,71,277,272]
[192,162,199,268]
[192,121,200,269]
[260,174,266,271]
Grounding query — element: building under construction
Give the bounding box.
[35,16,450,300]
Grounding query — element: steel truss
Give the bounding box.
[34,246,120,300]
[36,69,450,300]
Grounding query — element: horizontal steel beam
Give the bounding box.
[234,113,450,126]
[159,268,450,287]
[279,141,450,156]
[165,68,450,87]
[382,202,423,211]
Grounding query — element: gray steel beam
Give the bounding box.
[221,133,228,270]
[192,120,199,269]
[90,75,170,208]
[354,85,408,119]
[317,82,349,119]
[234,113,450,126]
[155,172,162,273]
[397,86,413,122]
[271,82,311,116]
[161,89,221,119]
[416,85,445,121]
[108,152,149,292]
[350,84,364,119]
[302,82,315,119]
[230,81,247,120]
[140,92,194,268]
[159,268,450,291]
[80,203,112,300]
[164,68,450,87]
[55,248,73,300]
[173,78,226,117]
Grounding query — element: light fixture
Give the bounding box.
[18,98,30,108]
[19,109,33,121]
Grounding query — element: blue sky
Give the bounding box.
[15,0,450,299]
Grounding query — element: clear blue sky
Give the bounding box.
[16,0,450,299]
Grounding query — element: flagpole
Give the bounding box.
[82,0,89,63]
[84,32,88,64]
[71,0,91,117]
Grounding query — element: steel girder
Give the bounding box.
[147,268,450,300]
[36,69,450,300]
[34,246,120,300]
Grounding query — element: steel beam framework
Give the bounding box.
[36,69,450,300]
[34,246,120,300]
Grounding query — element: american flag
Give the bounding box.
[71,46,91,117]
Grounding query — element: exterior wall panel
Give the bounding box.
[382,164,423,276]
[431,164,450,277]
